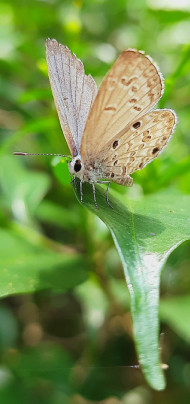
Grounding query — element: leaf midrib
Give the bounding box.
[127,198,147,295]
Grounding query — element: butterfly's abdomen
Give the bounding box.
[99,161,133,186]
[110,174,133,186]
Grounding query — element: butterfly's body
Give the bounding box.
[69,155,133,186]
[69,155,99,183]
[14,39,177,208]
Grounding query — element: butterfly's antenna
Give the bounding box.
[13,152,72,160]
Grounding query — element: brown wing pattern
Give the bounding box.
[81,49,163,160]
[97,109,176,184]
[46,39,97,157]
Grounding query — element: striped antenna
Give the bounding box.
[13,152,71,159]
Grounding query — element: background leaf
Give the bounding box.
[0,227,88,297]
[0,0,190,400]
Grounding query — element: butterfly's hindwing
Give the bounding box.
[94,109,176,184]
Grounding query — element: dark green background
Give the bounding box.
[0,0,190,402]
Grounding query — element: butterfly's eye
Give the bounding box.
[74,159,82,172]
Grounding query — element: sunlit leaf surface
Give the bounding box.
[74,180,190,389]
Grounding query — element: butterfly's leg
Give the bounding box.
[105,181,113,209]
[80,180,84,204]
[97,180,113,209]
[70,175,77,192]
[91,182,98,209]
[104,181,113,209]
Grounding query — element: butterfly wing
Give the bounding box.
[46,39,98,157]
[95,109,177,184]
[81,49,164,160]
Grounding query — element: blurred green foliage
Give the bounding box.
[0,0,190,402]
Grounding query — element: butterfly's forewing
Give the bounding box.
[81,49,164,160]
[97,109,176,183]
[46,39,98,157]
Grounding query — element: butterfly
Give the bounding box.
[14,39,177,208]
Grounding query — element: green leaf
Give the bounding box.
[160,295,190,344]
[35,200,80,229]
[52,157,71,187]
[74,180,190,390]
[0,155,51,220]
[18,88,51,103]
[0,117,57,154]
[76,276,109,332]
[0,228,88,297]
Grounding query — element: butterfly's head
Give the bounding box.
[68,156,84,178]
